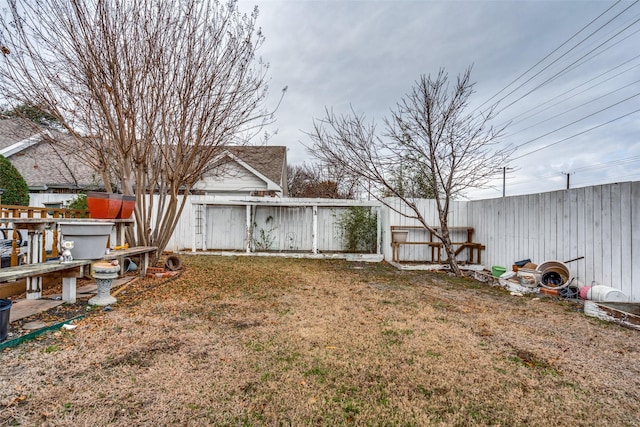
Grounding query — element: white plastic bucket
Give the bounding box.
[586,285,628,302]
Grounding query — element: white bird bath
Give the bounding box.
[89,262,120,306]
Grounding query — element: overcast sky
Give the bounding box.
[238,0,640,199]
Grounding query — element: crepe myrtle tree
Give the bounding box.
[0,0,284,256]
[307,68,511,276]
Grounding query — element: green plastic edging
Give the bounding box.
[0,314,86,351]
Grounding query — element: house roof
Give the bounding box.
[0,118,102,190]
[224,146,288,191]
[1,119,288,194]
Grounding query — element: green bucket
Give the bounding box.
[491,266,507,277]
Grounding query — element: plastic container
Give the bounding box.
[59,222,114,260]
[491,266,507,277]
[585,285,628,302]
[86,192,122,219]
[391,230,409,243]
[0,298,12,342]
[517,270,539,288]
[537,260,572,289]
[116,195,136,219]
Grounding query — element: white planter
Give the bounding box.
[392,230,409,243]
[59,222,114,260]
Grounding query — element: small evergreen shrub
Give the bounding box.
[0,155,30,205]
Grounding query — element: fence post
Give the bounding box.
[312,205,318,254]
[246,204,252,253]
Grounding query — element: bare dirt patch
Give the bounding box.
[1,256,638,426]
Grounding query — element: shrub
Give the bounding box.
[0,154,30,205]
[337,206,377,253]
[67,193,87,210]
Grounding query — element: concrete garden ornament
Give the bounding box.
[60,240,74,264]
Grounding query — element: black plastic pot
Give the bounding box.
[0,299,12,342]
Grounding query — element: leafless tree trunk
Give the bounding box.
[0,0,281,257]
[307,68,510,276]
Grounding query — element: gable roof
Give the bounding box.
[1,119,288,195]
[225,146,287,190]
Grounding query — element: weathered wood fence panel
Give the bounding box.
[27,180,639,301]
[469,182,638,301]
[381,198,472,262]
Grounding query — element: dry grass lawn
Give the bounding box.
[1,256,639,426]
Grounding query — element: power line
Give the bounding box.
[527,24,640,95]
[506,155,640,187]
[507,78,640,137]
[510,107,640,161]
[501,57,640,128]
[510,92,640,151]
[476,1,626,112]
[497,12,640,115]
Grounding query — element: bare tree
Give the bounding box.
[287,163,359,199]
[307,68,510,276]
[0,0,281,256]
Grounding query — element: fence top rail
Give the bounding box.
[191,197,382,208]
[0,218,133,225]
[391,225,473,231]
[1,204,89,219]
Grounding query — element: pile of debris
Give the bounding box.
[477,258,629,303]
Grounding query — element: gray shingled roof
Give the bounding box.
[0,119,104,190]
[226,146,287,189]
[0,118,40,151]
[1,119,288,194]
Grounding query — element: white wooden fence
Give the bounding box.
[469,182,639,301]
[28,180,640,301]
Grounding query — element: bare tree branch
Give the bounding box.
[307,68,512,276]
[0,0,282,255]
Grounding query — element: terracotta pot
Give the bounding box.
[116,195,136,219]
[86,192,122,219]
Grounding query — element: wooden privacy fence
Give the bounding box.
[469,182,639,301]
[185,197,382,255]
[24,180,640,301]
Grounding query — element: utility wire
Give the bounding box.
[570,155,640,173]
[526,24,640,94]
[506,156,640,186]
[475,1,625,112]
[511,107,640,160]
[507,78,640,137]
[501,57,640,127]
[497,12,640,114]
[511,92,640,150]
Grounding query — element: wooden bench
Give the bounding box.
[0,260,92,302]
[0,246,157,303]
[390,225,485,264]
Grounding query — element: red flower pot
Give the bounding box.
[117,195,136,219]
[86,192,122,219]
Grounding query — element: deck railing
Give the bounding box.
[1,204,91,267]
